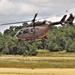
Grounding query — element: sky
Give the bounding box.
[0,0,75,33]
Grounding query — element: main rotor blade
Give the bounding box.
[32,13,38,22]
[0,20,31,26]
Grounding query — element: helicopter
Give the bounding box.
[0,13,74,41]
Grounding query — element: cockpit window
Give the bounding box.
[18,32,21,35]
[23,29,29,34]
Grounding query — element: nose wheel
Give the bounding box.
[42,36,47,40]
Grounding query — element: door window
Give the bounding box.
[31,28,39,33]
[23,29,29,34]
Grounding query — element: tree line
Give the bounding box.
[0,23,75,56]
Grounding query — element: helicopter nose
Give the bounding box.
[15,31,22,37]
[15,31,20,37]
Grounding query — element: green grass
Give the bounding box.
[0,56,75,68]
[37,49,75,57]
[0,51,75,75]
[0,50,75,68]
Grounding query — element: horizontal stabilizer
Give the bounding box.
[60,15,67,22]
[66,14,74,25]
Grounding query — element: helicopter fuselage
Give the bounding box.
[16,24,50,40]
[15,14,69,41]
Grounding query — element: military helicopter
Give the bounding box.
[0,13,74,41]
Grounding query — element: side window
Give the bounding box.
[36,28,39,32]
[31,28,34,32]
[31,28,39,33]
[23,29,29,34]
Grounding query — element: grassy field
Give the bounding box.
[0,55,75,68]
[37,50,75,57]
[0,68,75,75]
[0,51,75,75]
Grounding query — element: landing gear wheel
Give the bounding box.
[18,39,21,42]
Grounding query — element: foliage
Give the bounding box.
[0,23,75,56]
